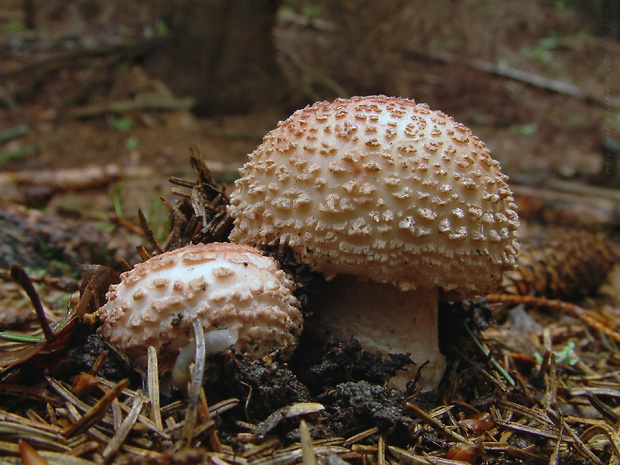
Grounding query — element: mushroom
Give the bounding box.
[227,95,519,390]
[98,242,303,372]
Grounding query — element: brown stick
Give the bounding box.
[486,293,620,344]
[407,47,620,109]
[60,96,195,120]
[9,265,54,342]
[0,164,154,204]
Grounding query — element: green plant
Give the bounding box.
[0,332,41,343]
[534,341,579,366]
[141,195,171,244]
[523,33,561,62]
[102,183,169,243]
[553,0,577,13]
[155,19,169,38]
[0,19,26,34]
[109,117,134,131]
[0,142,36,165]
[109,183,125,218]
[509,122,538,136]
[125,136,139,151]
[0,147,23,164]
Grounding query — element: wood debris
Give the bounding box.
[0,203,137,271]
[160,147,234,252]
[0,165,154,205]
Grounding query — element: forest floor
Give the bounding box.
[0,2,620,464]
[1,2,619,220]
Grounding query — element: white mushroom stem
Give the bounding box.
[171,329,239,390]
[310,275,446,391]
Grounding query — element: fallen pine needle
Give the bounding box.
[486,293,620,344]
[101,392,145,462]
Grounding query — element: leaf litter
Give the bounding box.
[0,151,619,464]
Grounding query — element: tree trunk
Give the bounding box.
[147,0,290,116]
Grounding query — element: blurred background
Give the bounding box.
[0,0,618,225]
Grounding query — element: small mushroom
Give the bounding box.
[228,95,519,390]
[97,242,303,371]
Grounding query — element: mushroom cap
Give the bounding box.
[228,95,519,295]
[98,242,303,371]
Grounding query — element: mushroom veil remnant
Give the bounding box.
[98,242,303,372]
[228,95,520,390]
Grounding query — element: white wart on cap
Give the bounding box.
[228,95,519,390]
[98,242,303,371]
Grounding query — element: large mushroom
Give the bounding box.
[228,95,519,390]
[98,242,303,372]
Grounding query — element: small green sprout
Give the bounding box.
[109,117,134,131]
[125,136,139,150]
[509,123,538,136]
[534,341,579,366]
[0,19,26,34]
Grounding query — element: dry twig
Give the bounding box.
[486,293,620,344]
[406,47,620,109]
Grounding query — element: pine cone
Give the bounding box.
[501,228,617,300]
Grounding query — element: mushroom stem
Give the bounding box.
[172,329,239,391]
[310,275,446,391]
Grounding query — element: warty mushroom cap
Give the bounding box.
[97,242,303,371]
[228,95,520,296]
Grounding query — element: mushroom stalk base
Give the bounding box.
[310,275,446,391]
